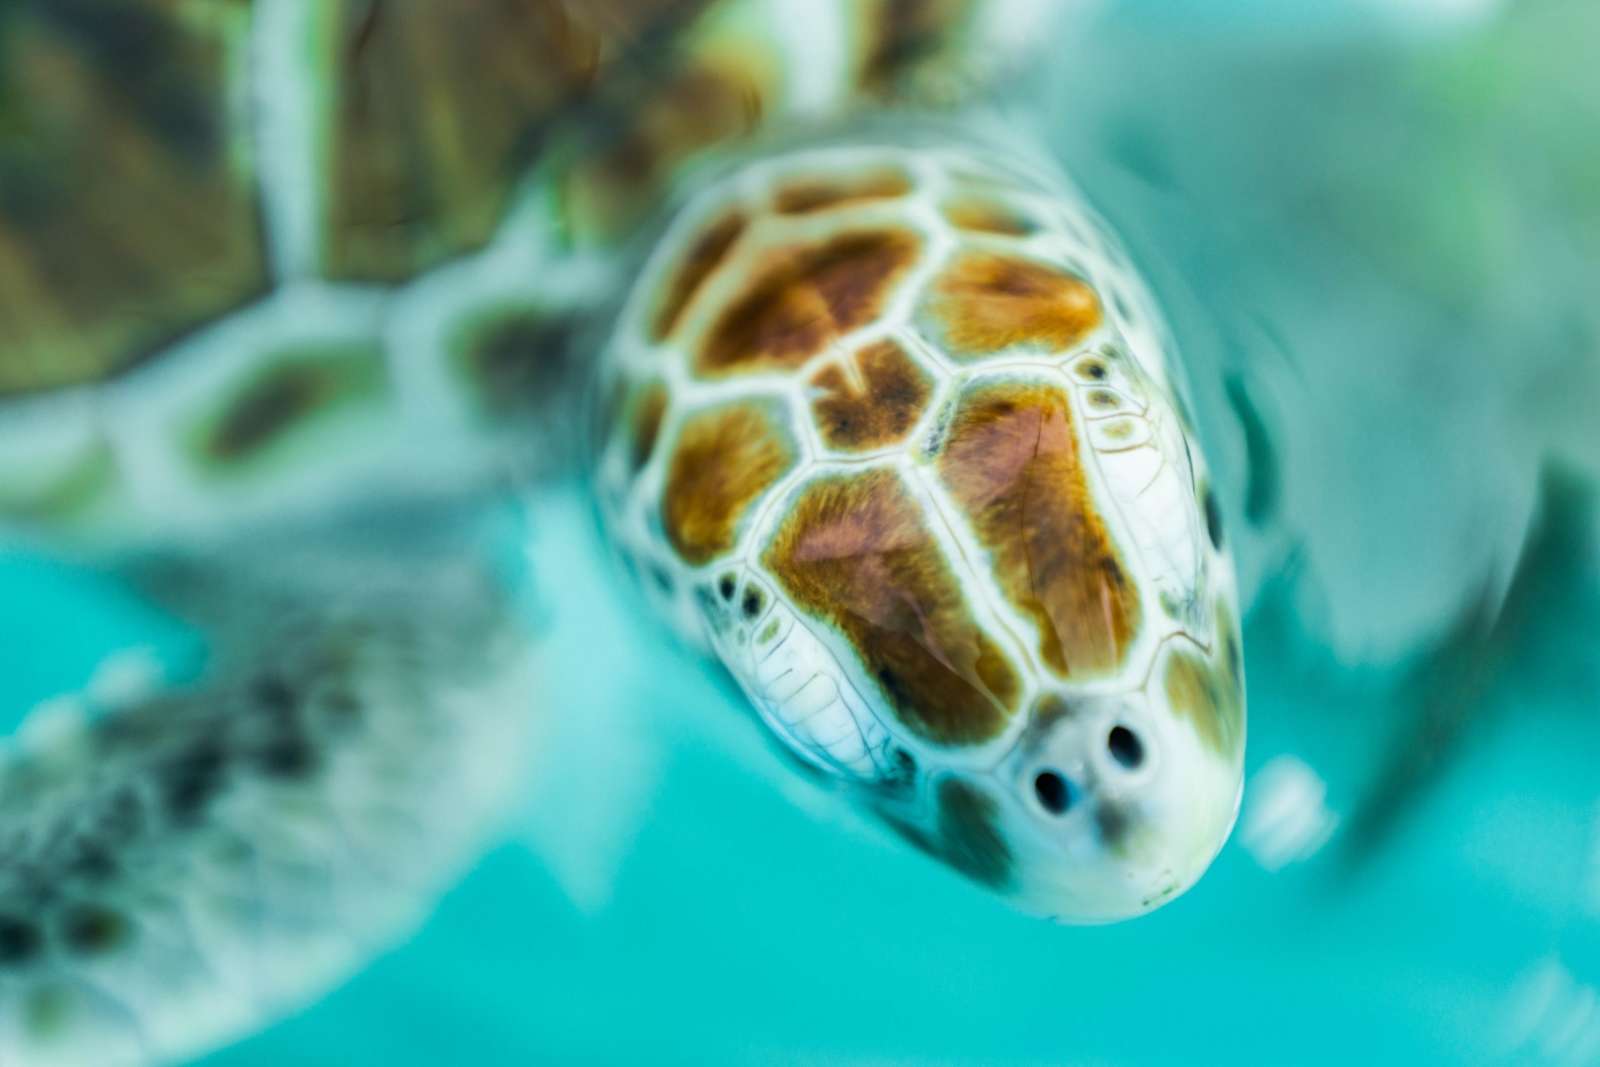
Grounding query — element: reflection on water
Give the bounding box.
[2,0,1598,1064]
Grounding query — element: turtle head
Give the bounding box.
[597,136,1246,922]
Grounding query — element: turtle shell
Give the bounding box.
[0,0,1058,539]
[0,0,707,396]
[0,0,1035,397]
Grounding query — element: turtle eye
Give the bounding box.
[1033,769,1073,815]
[1107,725,1145,770]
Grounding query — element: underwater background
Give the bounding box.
[4,0,1599,1064]
[11,477,1599,1067]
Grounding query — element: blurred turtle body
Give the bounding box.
[0,2,1071,1064]
[0,0,1044,538]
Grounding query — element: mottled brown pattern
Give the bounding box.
[651,211,747,341]
[936,381,1141,678]
[212,372,323,460]
[762,468,1019,745]
[919,251,1101,359]
[699,230,920,377]
[629,381,668,471]
[853,0,972,96]
[194,346,386,466]
[809,339,932,452]
[1163,645,1244,763]
[565,55,774,243]
[941,196,1037,236]
[325,0,701,277]
[0,1,265,393]
[773,167,912,214]
[663,400,794,565]
[452,308,578,416]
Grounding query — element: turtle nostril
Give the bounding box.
[1107,725,1144,770]
[1033,769,1072,815]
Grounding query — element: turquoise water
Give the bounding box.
[206,496,1600,1066]
[5,481,1595,1065]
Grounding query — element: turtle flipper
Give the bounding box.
[0,516,539,1066]
[1336,462,1600,871]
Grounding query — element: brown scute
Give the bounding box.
[936,381,1141,678]
[809,339,932,452]
[453,308,577,417]
[1072,358,1108,382]
[854,0,973,97]
[1098,418,1138,443]
[652,211,747,341]
[195,345,386,466]
[762,468,1019,746]
[629,381,668,471]
[0,1,266,393]
[941,195,1037,236]
[325,0,707,278]
[773,167,913,214]
[662,400,795,566]
[211,370,327,459]
[1085,388,1122,412]
[919,250,1101,360]
[564,54,773,243]
[699,230,921,377]
[1163,646,1245,763]
[935,778,1016,890]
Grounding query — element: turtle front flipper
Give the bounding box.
[0,511,539,1066]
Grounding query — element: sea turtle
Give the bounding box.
[9,0,1587,1062]
[0,1,1247,1064]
